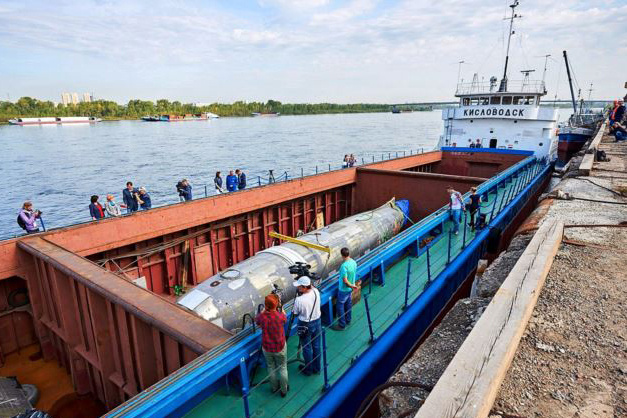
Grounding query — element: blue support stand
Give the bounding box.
[239,358,251,418]
[321,328,330,391]
[403,258,412,309]
[364,294,375,343]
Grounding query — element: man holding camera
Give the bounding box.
[332,247,360,331]
[292,276,321,376]
[255,294,289,397]
[18,201,42,234]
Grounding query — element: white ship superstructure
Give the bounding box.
[437,0,559,160]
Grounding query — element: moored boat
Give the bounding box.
[251,112,280,117]
[141,113,210,122]
[8,116,102,125]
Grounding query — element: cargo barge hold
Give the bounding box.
[0,147,551,417]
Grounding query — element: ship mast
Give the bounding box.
[562,50,578,115]
[499,0,520,92]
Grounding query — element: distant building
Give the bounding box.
[61,93,71,105]
[82,93,92,103]
[193,103,212,107]
[71,93,79,105]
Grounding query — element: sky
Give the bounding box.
[0,0,625,104]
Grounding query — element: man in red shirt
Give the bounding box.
[255,294,289,396]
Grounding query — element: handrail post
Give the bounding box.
[447,230,452,265]
[258,176,261,186]
[489,187,498,222]
[396,151,399,158]
[328,163,331,171]
[364,294,375,343]
[321,328,330,391]
[462,210,468,247]
[316,165,318,174]
[372,155,375,162]
[239,358,251,418]
[389,152,391,159]
[368,266,373,295]
[301,167,304,178]
[403,258,412,309]
[379,260,386,286]
[204,185,207,197]
[426,245,432,282]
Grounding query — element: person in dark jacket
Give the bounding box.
[214,171,224,194]
[226,170,238,192]
[177,179,193,201]
[123,181,139,213]
[466,187,482,231]
[89,195,106,220]
[138,187,152,210]
[236,169,246,190]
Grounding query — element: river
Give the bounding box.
[0,111,442,239]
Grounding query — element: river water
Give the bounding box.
[0,111,442,239]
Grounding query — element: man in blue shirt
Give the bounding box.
[226,170,238,192]
[332,247,360,331]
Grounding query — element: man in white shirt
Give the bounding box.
[447,186,466,235]
[292,277,321,376]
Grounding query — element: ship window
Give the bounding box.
[470,98,479,106]
[462,98,470,106]
[539,142,543,146]
[524,96,535,105]
[490,96,501,105]
[502,96,512,105]
[480,97,489,105]
[513,96,523,105]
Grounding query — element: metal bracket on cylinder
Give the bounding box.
[269,231,331,254]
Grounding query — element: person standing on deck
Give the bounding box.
[123,181,139,213]
[89,195,106,221]
[332,247,360,331]
[17,201,41,234]
[104,194,125,217]
[255,294,289,397]
[447,186,465,235]
[226,170,238,192]
[292,277,321,376]
[137,187,152,210]
[214,171,224,194]
[466,187,481,231]
[178,179,193,201]
[236,169,246,190]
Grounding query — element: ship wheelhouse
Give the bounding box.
[439,78,559,159]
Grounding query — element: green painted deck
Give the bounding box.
[187,179,522,418]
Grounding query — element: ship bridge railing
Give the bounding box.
[455,80,546,96]
[105,152,550,418]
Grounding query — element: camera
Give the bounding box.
[288,262,318,281]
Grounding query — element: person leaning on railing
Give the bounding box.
[255,294,289,397]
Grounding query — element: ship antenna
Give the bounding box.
[499,0,521,92]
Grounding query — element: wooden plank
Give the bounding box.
[416,220,564,418]
[578,122,606,176]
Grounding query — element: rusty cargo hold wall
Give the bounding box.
[16,237,232,410]
[91,185,355,296]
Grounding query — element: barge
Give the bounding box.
[8,116,102,125]
[141,113,210,122]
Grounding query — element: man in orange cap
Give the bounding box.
[255,293,289,396]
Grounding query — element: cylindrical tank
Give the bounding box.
[177,199,410,331]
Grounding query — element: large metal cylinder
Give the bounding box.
[177,199,409,331]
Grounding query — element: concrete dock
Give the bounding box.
[379,124,627,417]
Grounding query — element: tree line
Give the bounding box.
[0,97,432,122]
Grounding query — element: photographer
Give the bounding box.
[255,294,289,397]
[17,201,42,234]
[292,276,321,376]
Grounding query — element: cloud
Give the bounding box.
[0,0,624,102]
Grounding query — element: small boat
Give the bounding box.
[8,116,101,125]
[141,113,211,122]
[251,112,280,117]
